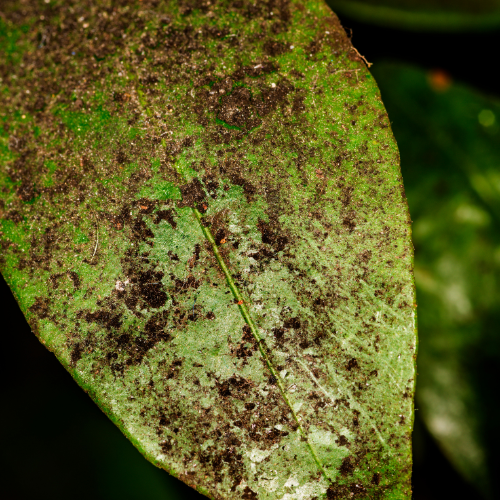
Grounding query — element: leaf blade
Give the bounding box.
[0,1,416,498]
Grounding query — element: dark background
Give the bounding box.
[2,13,499,500]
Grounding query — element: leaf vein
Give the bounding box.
[191,206,329,480]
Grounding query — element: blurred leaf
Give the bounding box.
[327,0,500,31]
[372,62,500,498]
[0,1,416,499]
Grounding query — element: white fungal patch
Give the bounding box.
[247,443,279,465]
[278,478,329,500]
[284,476,300,488]
[115,279,129,291]
[247,447,272,463]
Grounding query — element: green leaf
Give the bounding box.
[326,0,500,31]
[372,62,500,498]
[0,1,416,498]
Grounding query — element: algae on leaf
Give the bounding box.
[0,1,416,498]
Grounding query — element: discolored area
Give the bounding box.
[0,1,415,499]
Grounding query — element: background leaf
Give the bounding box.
[326,0,500,31]
[0,1,415,499]
[372,62,500,499]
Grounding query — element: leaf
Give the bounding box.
[372,61,500,498]
[0,1,416,498]
[326,0,500,31]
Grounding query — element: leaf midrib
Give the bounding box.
[191,206,328,480]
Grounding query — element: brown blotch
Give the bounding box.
[68,271,81,289]
[358,250,372,263]
[263,40,289,57]
[132,217,155,241]
[346,358,359,371]
[283,317,301,329]
[257,218,288,251]
[178,178,206,208]
[342,212,356,232]
[241,486,258,500]
[340,456,355,477]
[155,208,177,228]
[116,150,128,164]
[218,87,261,131]
[136,270,168,308]
[337,435,350,447]
[4,210,23,223]
[70,342,84,366]
[217,376,253,400]
[29,297,50,319]
[85,309,123,331]
[16,181,35,202]
[137,198,156,214]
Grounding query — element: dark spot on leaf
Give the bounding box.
[273,327,285,344]
[70,342,84,366]
[155,209,177,228]
[116,150,128,164]
[340,456,355,476]
[242,486,258,500]
[337,435,349,447]
[358,250,372,263]
[218,86,261,130]
[172,274,200,294]
[137,270,168,308]
[29,297,50,319]
[342,212,356,232]
[257,219,288,251]
[68,271,81,289]
[353,410,360,427]
[178,178,206,208]
[340,186,354,207]
[264,40,289,57]
[217,376,253,400]
[137,198,156,214]
[85,309,123,331]
[284,317,301,329]
[215,228,226,245]
[346,358,359,371]
[16,182,35,201]
[132,217,155,241]
[161,440,173,453]
[5,210,23,223]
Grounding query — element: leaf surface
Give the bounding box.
[373,61,500,499]
[326,0,500,31]
[0,1,416,498]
